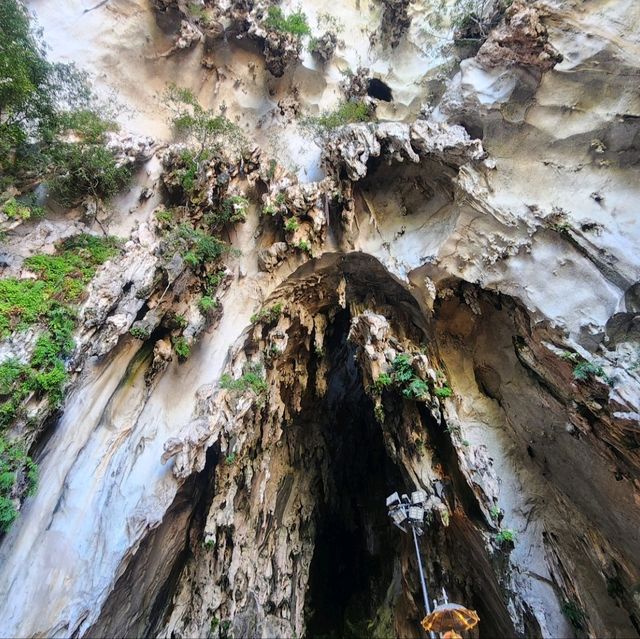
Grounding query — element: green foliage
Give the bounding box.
[48,140,131,206]
[295,239,312,254]
[129,326,150,340]
[262,204,277,217]
[561,600,586,630]
[164,84,243,157]
[0,234,118,336]
[0,235,119,426]
[573,361,605,381]
[372,372,393,395]
[220,195,249,225]
[198,296,217,314]
[284,217,299,233]
[173,314,188,329]
[1,197,43,221]
[172,336,191,361]
[434,385,453,398]
[495,528,516,546]
[263,6,311,36]
[402,378,429,400]
[489,505,501,521]
[251,303,283,325]
[165,223,226,269]
[225,452,236,465]
[220,362,267,396]
[0,435,38,532]
[391,354,414,384]
[156,208,174,224]
[302,100,372,134]
[0,359,23,395]
[0,1,126,201]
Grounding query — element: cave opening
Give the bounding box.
[303,308,407,638]
[367,78,394,102]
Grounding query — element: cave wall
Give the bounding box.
[0,0,639,637]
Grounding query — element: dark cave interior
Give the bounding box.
[304,309,408,638]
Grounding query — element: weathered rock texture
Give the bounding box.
[1,0,640,638]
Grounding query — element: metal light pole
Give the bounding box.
[386,490,436,639]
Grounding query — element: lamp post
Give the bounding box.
[386,489,480,638]
[386,490,436,639]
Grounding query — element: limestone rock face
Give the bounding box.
[476,0,563,71]
[1,0,640,638]
[378,0,413,48]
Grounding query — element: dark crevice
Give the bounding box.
[367,78,393,102]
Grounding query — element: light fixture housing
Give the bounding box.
[386,492,401,508]
[409,505,425,522]
[411,490,427,505]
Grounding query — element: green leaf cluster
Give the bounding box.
[284,217,299,233]
[0,234,119,427]
[263,7,311,36]
[495,528,516,545]
[0,436,37,532]
[302,100,372,134]
[372,354,453,402]
[166,223,225,269]
[250,303,283,325]
[220,363,267,396]
[172,336,191,361]
[164,85,243,157]
[1,1,127,202]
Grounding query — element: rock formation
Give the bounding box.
[0,0,639,638]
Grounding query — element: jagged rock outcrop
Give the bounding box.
[309,31,337,63]
[378,0,413,48]
[476,0,562,71]
[322,119,485,181]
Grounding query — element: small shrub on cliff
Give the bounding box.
[1,197,43,221]
[495,528,516,546]
[402,378,429,400]
[0,436,38,532]
[302,100,372,134]
[572,361,605,382]
[47,111,131,206]
[372,373,393,395]
[284,217,299,233]
[434,385,453,398]
[129,326,150,340]
[263,6,311,36]
[164,84,243,158]
[295,239,312,254]
[172,336,191,361]
[198,296,217,314]
[391,354,414,384]
[0,235,119,428]
[251,303,283,325]
[220,362,267,396]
